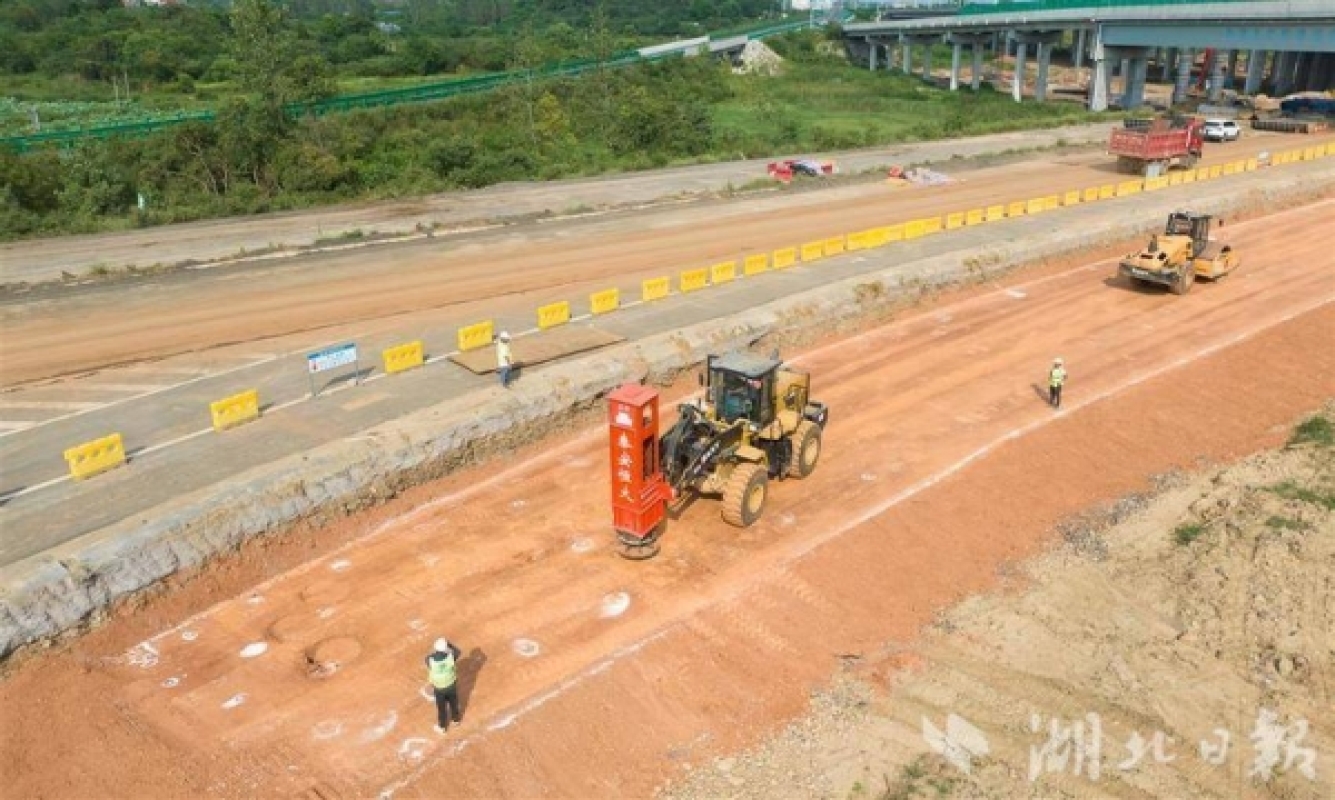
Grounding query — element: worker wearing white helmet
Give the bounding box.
[496,330,514,388]
[425,637,463,734]
[1048,357,1067,410]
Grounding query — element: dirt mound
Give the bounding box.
[664,409,1335,800]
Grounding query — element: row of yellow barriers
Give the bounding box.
[447,141,1333,353]
[61,142,1333,481]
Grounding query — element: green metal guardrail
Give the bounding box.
[1,20,813,153]
[961,0,1274,14]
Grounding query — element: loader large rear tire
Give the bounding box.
[786,420,822,479]
[721,463,768,528]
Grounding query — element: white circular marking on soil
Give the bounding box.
[330,559,352,572]
[599,592,631,618]
[239,642,269,658]
[161,676,181,688]
[180,630,199,642]
[397,738,429,763]
[246,595,265,605]
[408,619,428,632]
[510,499,528,510]
[312,720,344,740]
[317,606,337,620]
[511,638,541,658]
[570,537,595,553]
[360,711,399,743]
[222,693,247,709]
[777,512,797,527]
[860,472,878,482]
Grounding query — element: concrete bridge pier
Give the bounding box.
[1272,51,1294,94]
[1225,50,1240,89]
[1009,31,1063,102]
[946,33,992,91]
[1172,47,1195,104]
[1244,50,1266,94]
[1208,53,1228,101]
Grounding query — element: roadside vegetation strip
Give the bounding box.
[1,11,1113,242]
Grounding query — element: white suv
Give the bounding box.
[1203,119,1241,142]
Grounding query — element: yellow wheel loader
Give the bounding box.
[1119,211,1240,295]
[659,351,829,529]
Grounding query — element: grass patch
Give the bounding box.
[1265,515,1310,532]
[314,229,365,246]
[1288,416,1334,448]
[1265,481,1335,511]
[1174,523,1206,546]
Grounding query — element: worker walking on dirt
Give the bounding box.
[426,637,463,734]
[496,331,514,388]
[1048,357,1067,409]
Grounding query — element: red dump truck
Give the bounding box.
[1108,117,1205,176]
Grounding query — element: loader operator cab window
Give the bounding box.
[713,369,773,425]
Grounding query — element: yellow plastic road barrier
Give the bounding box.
[1245,158,1259,171]
[382,342,424,375]
[457,319,494,352]
[63,433,126,480]
[679,268,708,294]
[711,260,737,284]
[1026,197,1045,215]
[642,276,671,302]
[209,388,261,431]
[1168,172,1184,186]
[1182,169,1197,184]
[800,241,824,262]
[772,248,797,270]
[884,224,905,242]
[1221,162,1237,176]
[965,208,985,225]
[1144,176,1168,191]
[1317,144,1328,158]
[985,204,1006,222]
[1006,201,1026,218]
[922,217,943,235]
[845,232,866,251]
[1082,187,1100,203]
[1116,179,1142,197]
[537,300,571,328]
[1063,191,1081,207]
[904,219,927,240]
[1098,184,1116,200]
[590,288,619,315]
[1195,166,1211,180]
[823,236,846,256]
[945,212,965,230]
[1043,195,1061,210]
[865,227,889,248]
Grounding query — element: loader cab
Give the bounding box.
[703,352,779,427]
[1164,211,1213,258]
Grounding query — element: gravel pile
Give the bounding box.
[734,41,784,77]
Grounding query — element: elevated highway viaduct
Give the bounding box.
[845,1,1335,110]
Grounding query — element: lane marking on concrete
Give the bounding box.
[0,421,35,432]
[375,293,1335,798]
[0,401,102,411]
[67,383,175,393]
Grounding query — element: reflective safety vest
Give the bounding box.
[1049,367,1067,388]
[497,341,512,369]
[428,652,457,689]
